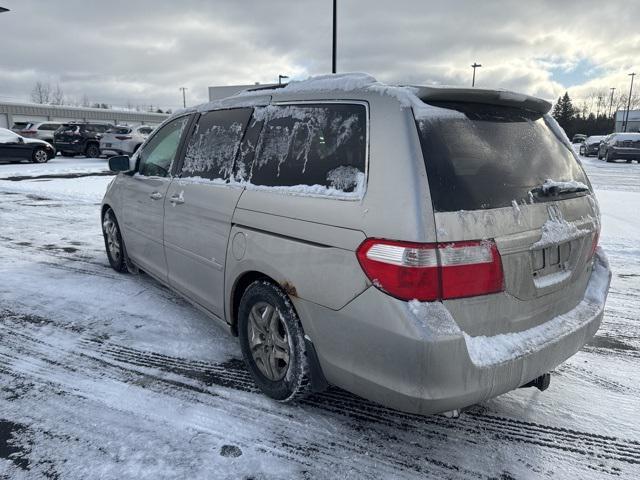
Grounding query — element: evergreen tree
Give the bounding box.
[552,92,577,137]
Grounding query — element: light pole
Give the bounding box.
[608,87,616,118]
[623,73,635,132]
[179,87,187,109]
[471,62,482,87]
[278,75,289,85]
[332,0,337,74]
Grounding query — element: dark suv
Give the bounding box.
[53,123,113,158]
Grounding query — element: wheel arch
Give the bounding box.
[228,270,274,336]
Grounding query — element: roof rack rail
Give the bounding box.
[245,84,288,92]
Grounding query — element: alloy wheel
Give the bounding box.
[247,301,291,381]
[102,213,121,262]
[34,149,48,163]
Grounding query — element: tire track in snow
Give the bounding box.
[81,337,640,468]
[0,323,475,479]
[2,313,640,477]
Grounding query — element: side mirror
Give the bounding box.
[17,136,24,143]
[108,155,133,172]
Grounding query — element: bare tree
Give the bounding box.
[31,81,50,104]
[51,83,65,105]
[80,94,91,107]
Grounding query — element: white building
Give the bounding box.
[615,110,640,133]
[208,84,277,102]
[0,101,169,130]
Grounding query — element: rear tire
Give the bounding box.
[606,151,614,163]
[32,147,49,163]
[238,281,312,402]
[85,143,100,158]
[102,208,129,273]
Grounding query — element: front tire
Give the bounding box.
[32,147,49,163]
[606,151,614,163]
[102,208,128,273]
[238,281,312,402]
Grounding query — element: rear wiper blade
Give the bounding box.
[530,179,589,198]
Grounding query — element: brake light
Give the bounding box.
[115,135,132,140]
[589,228,600,259]
[21,130,37,135]
[356,238,504,302]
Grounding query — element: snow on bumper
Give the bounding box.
[463,247,611,367]
[298,249,611,416]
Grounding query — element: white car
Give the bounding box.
[19,121,62,143]
[100,125,155,157]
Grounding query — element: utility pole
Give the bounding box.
[596,95,603,117]
[608,87,616,118]
[332,0,337,74]
[179,87,187,109]
[278,75,289,85]
[471,62,482,87]
[623,73,635,132]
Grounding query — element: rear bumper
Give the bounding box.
[297,249,611,415]
[609,147,640,160]
[100,148,129,156]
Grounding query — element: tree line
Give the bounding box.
[552,90,640,139]
[29,81,171,114]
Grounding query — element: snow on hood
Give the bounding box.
[23,137,53,147]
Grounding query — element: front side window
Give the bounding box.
[138,116,189,177]
[180,108,252,180]
[245,104,367,194]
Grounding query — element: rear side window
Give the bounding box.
[245,104,367,194]
[180,108,252,180]
[415,102,589,212]
[39,124,59,131]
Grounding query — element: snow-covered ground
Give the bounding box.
[0,155,639,479]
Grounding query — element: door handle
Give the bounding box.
[149,191,163,200]
[170,193,184,205]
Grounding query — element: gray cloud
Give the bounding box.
[0,0,638,110]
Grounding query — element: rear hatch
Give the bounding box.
[414,93,598,337]
[100,126,132,149]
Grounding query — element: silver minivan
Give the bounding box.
[101,74,611,415]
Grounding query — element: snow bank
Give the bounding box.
[463,250,610,367]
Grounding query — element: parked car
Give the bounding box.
[19,121,62,143]
[571,134,587,143]
[53,122,113,158]
[579,135,606,156]
[597,132,640,162]
[0,127,56,163]
[100,125,155,157]
[101,76,611,416]
[10,121,30,133]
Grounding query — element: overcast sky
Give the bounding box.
[0,0,638,111]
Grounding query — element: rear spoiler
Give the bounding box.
[412,86,552,115]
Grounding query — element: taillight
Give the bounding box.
[356,238,504,302]
[115,135,132,140]
[22,130,37,135]
[589,228,600,259]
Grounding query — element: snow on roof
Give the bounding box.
[184,73,548,121]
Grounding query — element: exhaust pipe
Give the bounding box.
[520,373,551,392]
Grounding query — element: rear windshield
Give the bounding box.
[107,126,132,134]
[415,102,589,212]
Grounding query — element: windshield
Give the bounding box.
[415,101,589,212]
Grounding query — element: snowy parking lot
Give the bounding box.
[0,155,639,479]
